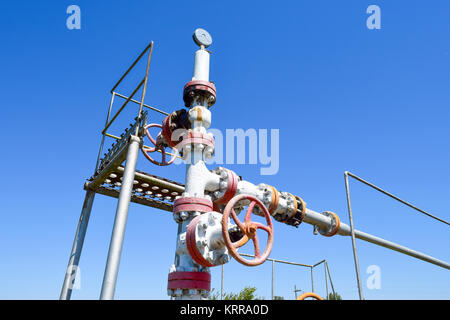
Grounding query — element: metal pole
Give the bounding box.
[346,172,449,225]
[310,266,314,292]
[324,261,329,300]
[221,264,224,300]
[60,189,95,300]
[136,42,153,135]
[100,136,140,300]
[325,261,336,297]
[344,172,364,300]
[271,260,274,299]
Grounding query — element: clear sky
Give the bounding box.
[0,0,449,300]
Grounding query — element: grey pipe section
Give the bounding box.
[303,208,450,270]
[100,136,140,300]
[221,264,224,300]
[60,190,95,300]
[271,260,274,299]
[324,263,329,300]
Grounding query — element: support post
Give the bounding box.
[271,259,274,299]
[324,261,329,300]
[60,189,96,300]
[100,136,140,300]
[326,261,336,297]
[344,172,364,300]
[221,264,224,300]
[310,266,314,293]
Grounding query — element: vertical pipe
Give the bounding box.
[310,266,314,293]
[193,49,210,81]
[271,260,274,300]
[60,190,96,300]
[100,136,140,300]
[324,262,329,300]
[344,172,364,300]
[294,285,297,299]
[221,264,224,300]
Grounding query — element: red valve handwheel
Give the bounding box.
[222,194,274,266]
[141,123,177,166]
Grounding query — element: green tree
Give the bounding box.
[327,292,342,300]
[209,286,264,300]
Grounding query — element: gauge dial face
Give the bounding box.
[193,28,212,48]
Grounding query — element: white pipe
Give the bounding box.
[192,49,210,81]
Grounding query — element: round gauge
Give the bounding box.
[193,28,212,48]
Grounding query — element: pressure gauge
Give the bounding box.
[193,28,212,48]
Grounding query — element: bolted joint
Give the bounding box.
[183,80,217,108]
[318,211,341,237]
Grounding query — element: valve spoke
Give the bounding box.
[253,222,271,234]
[161,146,166,162]
[252,234,261,257]
[244,201,256,223]
[230,208,246,232]
[232,234,249,248]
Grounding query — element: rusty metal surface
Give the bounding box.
[86,163,185,212]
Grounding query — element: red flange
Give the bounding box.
[215,169,238,205]
[173,197,213,214]
[268,185,279,215]
[186,215,216,267]
[183,80,217,108]
[167,271,211,291]
[177,131,215,151]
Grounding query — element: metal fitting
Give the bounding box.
[318,211,340,237]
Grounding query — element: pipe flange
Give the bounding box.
[186,211,231,267]
[280,192,298,222]
[284,195,306,227]
[318,211,340,237]
[178,131,215,157]
[183,80,217,108]
[167,271,211,291]
[268,185,279,215]
[214,169,238,204]
[173,197,213,214]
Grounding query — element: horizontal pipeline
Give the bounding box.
[303,208,450,270]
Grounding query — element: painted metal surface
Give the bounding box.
[100,135,140,300]
[222,194,274,266]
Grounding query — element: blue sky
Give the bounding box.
[0,0,449,299]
